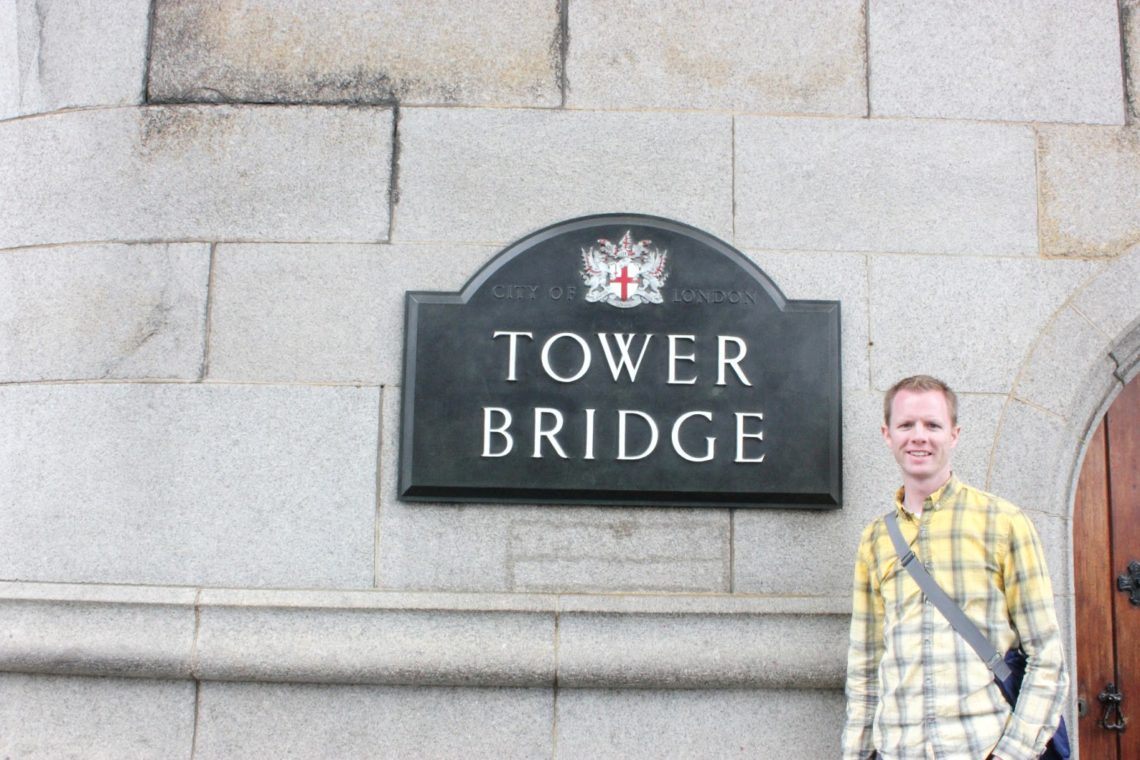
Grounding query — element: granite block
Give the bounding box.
[0,106,392,249]
[394,107,733,244]
[0,2,20,117]
[2,0,150,119]
[195,681,553,760]
[377,390,731,593]
[150,0,560,107]
[869,256,1097,393]
[556,688,844,759]
[207,242,496,384]
[0,584,196,679]
[555,593,848,617]
[207,243,385,383]
[1015,306,1115,419]
[989,400,1079,517]
[0,383,379,587]
[1038,126,1140,257]
[1,584,856,689]
[196,604,554,686]
[558,611,847,689]
[0,243,210,382]
[0,673,195,759]
[1066,366,1123,447]
[566,0,865,115]
[735,117,1037,255]
[869,0,1124,124]
[742,249,869,389]
[1071,244,1140,338]
[197,586,560,613]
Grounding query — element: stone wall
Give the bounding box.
[2,1,1139,757]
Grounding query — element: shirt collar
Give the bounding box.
[893,473,961,518]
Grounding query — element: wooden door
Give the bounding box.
[1074,376,1140,758]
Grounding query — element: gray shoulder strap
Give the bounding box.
[883,511,1011,681]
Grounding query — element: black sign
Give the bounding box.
[399,215,841,508]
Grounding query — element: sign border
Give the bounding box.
[398,213,842,509]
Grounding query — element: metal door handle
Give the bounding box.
[1118,560,1140,606]
[1098,682,1127,732]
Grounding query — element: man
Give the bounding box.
[842,375,1068,759]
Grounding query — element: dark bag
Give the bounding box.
[995,648,1070,760]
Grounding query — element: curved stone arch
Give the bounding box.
[992,242,1140,562]
[986,243,1140,699]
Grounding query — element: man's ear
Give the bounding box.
[881,422,891,446]
[949,424,960,448]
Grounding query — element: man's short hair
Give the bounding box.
[883,375,958,425]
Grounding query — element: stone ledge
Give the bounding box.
[0,583,849,690]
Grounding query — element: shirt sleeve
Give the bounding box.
[842,522,885,760]
[991,510,1069,760]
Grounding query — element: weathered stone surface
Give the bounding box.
[870,0,1124,124]
[195,682,553,760]
[196,603,555,686]
[559,611,847,689]
[869,256,1097,393]
[0,2,19,117]
[0,584,196,679]
[735,118,1037,255]
[1,584,852,688]
[743,249,869,389]
[0,673,195,759]
[1015,306,1115,419]
[1038,127,1140,257]
[1066,362,1124,446]
[377,391,731,593]
[566,0,865,114]
[556,688,844,759]
[1072,243,1140,339]
[0,106,392,249]
[208,243,384,383]
[989,400,1077,518]
[394,108,733,244]
[0,384,379,587]
[1,0,150,119]
[150,0,561,107]
[0,243,210,382]
[207,242,496,384]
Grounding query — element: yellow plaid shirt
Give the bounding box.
[842,476,1068,760]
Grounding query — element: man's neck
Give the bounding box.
[901,472,953,516]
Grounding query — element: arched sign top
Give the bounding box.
[456,214,791,311]
[400,214,842,509]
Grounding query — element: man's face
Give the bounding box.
[882,389,960,485]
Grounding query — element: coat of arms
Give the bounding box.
[580,231,669,308]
